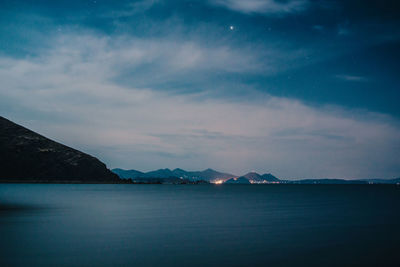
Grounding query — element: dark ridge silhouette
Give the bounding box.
[224,177,251,184]
[229,172,280,184]
[0,116,120,183]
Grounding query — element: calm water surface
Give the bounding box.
[0,184,399,266]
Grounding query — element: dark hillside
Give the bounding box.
[0,116,120,182]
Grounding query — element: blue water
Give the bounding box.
[0,184,399,266]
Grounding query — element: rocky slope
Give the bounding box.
[0,116,120,182]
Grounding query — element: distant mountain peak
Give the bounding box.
[236,171,279,183]
[261,173,279,182]
[243,172,261,179]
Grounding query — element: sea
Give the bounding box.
[0,184,399,266]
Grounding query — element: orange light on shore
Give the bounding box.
[214,180,223,184]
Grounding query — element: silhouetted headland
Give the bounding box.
[0,116,122,183]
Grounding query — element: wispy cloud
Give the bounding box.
[336,74,368,82]
[338,27,350,36]
[25,27,310,94]
[210,0,310,15]
[103,0,160,18]
[337,21,351,36]
[312,25,324,31]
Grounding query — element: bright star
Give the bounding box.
[230,26,234,30]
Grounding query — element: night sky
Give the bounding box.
[1,0,399,179]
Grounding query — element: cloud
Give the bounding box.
[336,74,368,82]
[22,27,308,94]
[1,31,399,179]
[103,0,160,18]
[210,0,310,15]
[312,25,324,31]
[338,27,350,36]
[337,21,351,36]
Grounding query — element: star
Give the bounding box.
[229,25,234,30]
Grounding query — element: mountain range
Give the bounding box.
[112,168,236,183]
[112,168,400,185]
[112,168,280,184]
